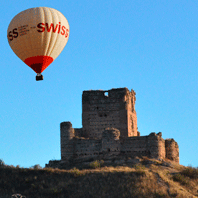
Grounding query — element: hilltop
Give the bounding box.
[0,158,198,198]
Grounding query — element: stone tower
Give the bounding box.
[165,139,179,163]
[60,122,75,161]
[82,88,138,139]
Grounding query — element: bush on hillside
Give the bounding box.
[89,160,104,169]
[181,166,198,179]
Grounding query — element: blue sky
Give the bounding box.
[1,0,198,168]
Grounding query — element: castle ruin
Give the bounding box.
[47,88,179,168]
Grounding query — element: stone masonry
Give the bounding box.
[82,88,138,138]
[50,88,179,167]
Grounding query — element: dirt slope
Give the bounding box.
[0,159,197,198]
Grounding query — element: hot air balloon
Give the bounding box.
[7,7,69,81]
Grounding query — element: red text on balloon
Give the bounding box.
[37,22,69,38]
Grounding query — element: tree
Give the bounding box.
[0,159,5,167]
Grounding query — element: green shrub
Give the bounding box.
[89,160,101,169]
[70,167,81,177]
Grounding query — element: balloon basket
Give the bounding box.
[36,74,43,81]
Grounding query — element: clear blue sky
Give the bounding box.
[1,0,198,168]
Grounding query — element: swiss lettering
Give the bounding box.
[45,23,58,33]
[37,22,69,38]
[13,28,18,38]
[8,31,13,41]
[37,23,45,32]
[8,22,69,42]
[8,28,18,42]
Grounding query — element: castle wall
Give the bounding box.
[60,124,167,162]
[102,128,121,154]
[126,90,138,136]
[74,128,84,137]
[120,133,165,159]
[121,136,148,157]
[82,88,138,139]
[147,133,165,159]
[74,139,101,158]
[165,139,179,163]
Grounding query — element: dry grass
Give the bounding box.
[171,166,198,196]
[0,160,198,198]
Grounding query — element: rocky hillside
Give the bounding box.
[0,158,198,198]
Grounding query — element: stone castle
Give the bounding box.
[46,88,179,168]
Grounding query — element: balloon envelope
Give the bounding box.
[7,7,69,75]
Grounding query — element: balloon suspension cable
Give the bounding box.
[36,73,43,81]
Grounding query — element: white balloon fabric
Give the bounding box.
[7,7,69,76]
